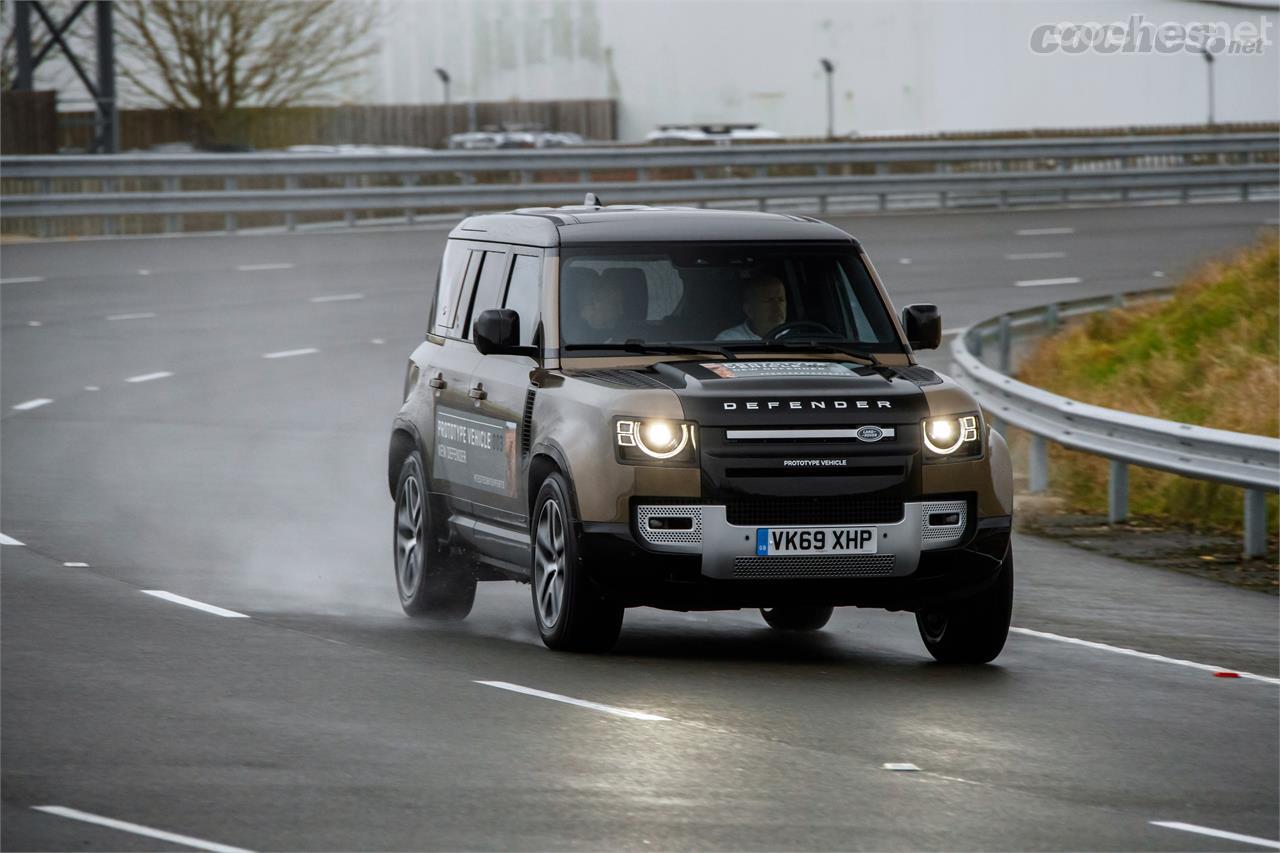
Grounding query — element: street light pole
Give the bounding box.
[818,58,835,140]
[434,67,452,147]
[1202,50,1215,126]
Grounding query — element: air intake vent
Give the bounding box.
[520,389,536,457]
[574,369,667,389]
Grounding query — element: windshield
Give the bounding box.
[558,243,903,354]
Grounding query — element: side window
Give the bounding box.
[503,254,541,345]
[433,242,473,334]
[463,250,509,339]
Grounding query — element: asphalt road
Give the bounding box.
[2,200,1278,852]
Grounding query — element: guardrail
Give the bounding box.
[951,289,1280,558]
[2,132,1277,237]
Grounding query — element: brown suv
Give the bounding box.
[389,200,1013,661]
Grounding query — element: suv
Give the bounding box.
[388,200,1013,662]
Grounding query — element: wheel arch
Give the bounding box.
[388,420,424,497]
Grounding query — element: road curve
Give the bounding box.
[2,201,1277,852]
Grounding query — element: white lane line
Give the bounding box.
[0,533,26,546]
[1014,277,1082,288]
[262,347,319,359]
[0,276,45,284]
[142,590,249,618]
[107,312,157,321]
[28,320,43,327]
[84,385,100,391]
[1005,251,1066,260]
[371,338,385,345]
[12,398,53,411]
[126,371,173,383]
[32,806,253,853]
[137,268,151,276]
[1151,821,1280,850]
[63,562,89,567]
[883,763,921,771]
[476,680,669,721]
[1016,227,1075,236]
[236,262,294,272]
[1011,627,1280,685]
[898,258,912,265]
[309,293,364,303]
[1152,270,1166,278]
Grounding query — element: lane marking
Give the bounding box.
[476,680,668,721]
[1151,821,1280,850]
[262,347,319,359]
[1016,227,1075,236]
[142,590,249,618]
[32,806,253,853]
[1011,627,1280,685]
[0,276,44,284]
[1005,251,1066,260]
[0,533,26,546]
[63,562,89,567]
[883,763,920,771]
[898,258,912,265]
[1014,277,1082,288]
[126,371,173,383]
[107,312,157,321]
[371,338,385,345]
[84,385,100,391]
[236,263,294,272]
[1152,270,1166,278]
[28,320,43,327]
[309,293,364,303]
[12,398,53,411]
[137,269,151,276]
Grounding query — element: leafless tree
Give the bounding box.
[113,0,377,142]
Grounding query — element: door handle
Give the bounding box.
[428,372,446,389]
[469,382,487,401]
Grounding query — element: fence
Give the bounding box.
[951,290,1280,558]
[0,90,58,155]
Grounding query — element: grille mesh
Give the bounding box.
[636,506,703,546]
[725,497,903,526]
[732,554,896,578]
[921,500,967,547]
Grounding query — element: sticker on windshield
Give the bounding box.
[434,408,518,497]
[701,361,856,379]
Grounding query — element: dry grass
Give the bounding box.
[1017,235,1279,532]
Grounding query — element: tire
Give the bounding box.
[530,472,623,652]
[393,450,476,620]
[760,605,834,631]
[915,547,1013,664]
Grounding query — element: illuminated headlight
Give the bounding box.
[615,418,698,465]
[922,413,981,459]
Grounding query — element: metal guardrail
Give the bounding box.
[2,133,1277,236]
[951,289,1280,558]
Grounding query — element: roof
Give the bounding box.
[447,204,856,248]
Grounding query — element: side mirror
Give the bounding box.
[902,304,942,351]
[474,308,538,358]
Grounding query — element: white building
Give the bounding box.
[368,0,1279,140]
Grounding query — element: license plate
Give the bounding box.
[756,526,878,556]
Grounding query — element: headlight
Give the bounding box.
[615,418,698,465]
[922,413,982,459]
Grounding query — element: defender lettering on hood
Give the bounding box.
[723,399,893,411]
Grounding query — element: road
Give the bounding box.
[2,200,1277,851]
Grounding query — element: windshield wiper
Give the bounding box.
[718,340,883,367]
[563,340,738,360]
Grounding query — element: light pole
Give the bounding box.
[434,67,452,147]
[1201,49,1215,126]
[818,58,835,139]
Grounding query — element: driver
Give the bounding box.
[579,276,627,342]
[716,274,787,341]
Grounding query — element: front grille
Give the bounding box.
[725,497,903,526]
[732,554,896,578]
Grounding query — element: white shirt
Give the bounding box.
[715,321,761,341]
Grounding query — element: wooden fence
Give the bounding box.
[1,91,59,154]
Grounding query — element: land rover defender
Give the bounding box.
[388,200,1013,662]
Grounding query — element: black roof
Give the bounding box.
[448,204,856,248]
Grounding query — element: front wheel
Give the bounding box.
[760,605,834,631]
[394,451,476,620]
[530,473,623,652]
[915,548,1013,664]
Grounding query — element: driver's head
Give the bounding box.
[742,274,786,336]
[582,278,626,332]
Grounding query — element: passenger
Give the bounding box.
[716,274,787,340]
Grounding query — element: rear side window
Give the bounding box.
[463,250,509,339]
[433,242,472,334]
[503,254,541,345]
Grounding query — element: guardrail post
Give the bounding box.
[401,175,415,224]
[1242,183,1250,202]
[344,176,356,227]
[998,190,1008,208]
[939,190,948,209]
[1029,434,1049,494]
[103,179,117,236]
[1108,460,1129,523]
[224,177,237,233]
[1243,489,1267,559]
[997,315,1012,373]
[1044,302,1060,332]
[163,177,180,234]
[37,178,51,239]
[969,329,983,360]
[285,176,298,231]
[877,193,887,211]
